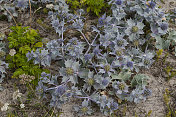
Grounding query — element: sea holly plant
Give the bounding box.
[154,29,176,55]
[32,0,174,116]
[59,59,80,85]
[32,0,165,116]
[26,49,51,67]
[0,33,8,91]
[74,99,93,116]
[125,19,145,41]
[0,0,31,22]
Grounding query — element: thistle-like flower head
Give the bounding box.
[115,0,122,5]
[110,102,118,110]
[74,100,93,116]
[56,85,67,96]
[146,1,156,9]
[142,87,152,98]
[60,59,80,85]
[125,19,145,41]
[112,81,128,95]
[99,61,115,76]
[16,0,28,9]
[98,13,107,26]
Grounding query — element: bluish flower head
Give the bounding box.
[115,49,123,57]
[128,47,141,57]
[69,37,78,45]
[99,62,115,76]
[87,78,95,86]
[66,92,72,97]
[138,52,154,69]
[125,19,144,41]
[98,18,104,25]
[82,71,102,91]
[97,95,108,109]
[56,85,66,96]
[59,59,80,85]
[114,34,128,48]
[48,11,53,16]
[66,45,85,58]
[51,19,60,29]
[143,58,152,66]
[47,40,60,48]
[138,58,151,69]
[160,22,168,31]
[16,0,28,9]
[66,37,85,58]
[113,56,126,68]
[39,72,50,83]
[115,0,122,5]
[86,71,95,85]
[112,81,128,95]
[98,13,106,26]
[46,39,62,57]
[128,88,144,103]
[123,56,134,70]
[110,46,125,59]
[99,33,113,49]
[153,22,169,35]
[101,77,111,88]
[110,102,118,110]
[142,88,152,97]
[147,1,156,9]
[66,13,75,22]
[26,51,34,61]
[158,11,165,18]
[36,81,47,97]
[102,79,109,86]
[74,100,93,116]
[151,24,159,35]
[94,76,111,90]
[133,38,146,46]
[32,49,51,66]
[93,46,102,56]
[116,39,126,47]
[41,72,50,78]
[127,61,133,68]
[68,37,84,49]
[72,18,84,31]
[84,54,92,61]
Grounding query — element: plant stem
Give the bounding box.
[85,33,99,55]
[4,7,18,26]
[80,31,90,45]
[29,0,32,27]
[46,79,69,91]
[61,19,65,57]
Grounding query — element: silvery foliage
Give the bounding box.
[0,0,68,22]
[167,30,176,56]
[0,0,32,21]
[74,99,93,116]
[26,49,51,67]
[155,29,176,56]
[23,0,171,116]
[0,34,8,91]
[94,94,119,115]
[126,85,152,103]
